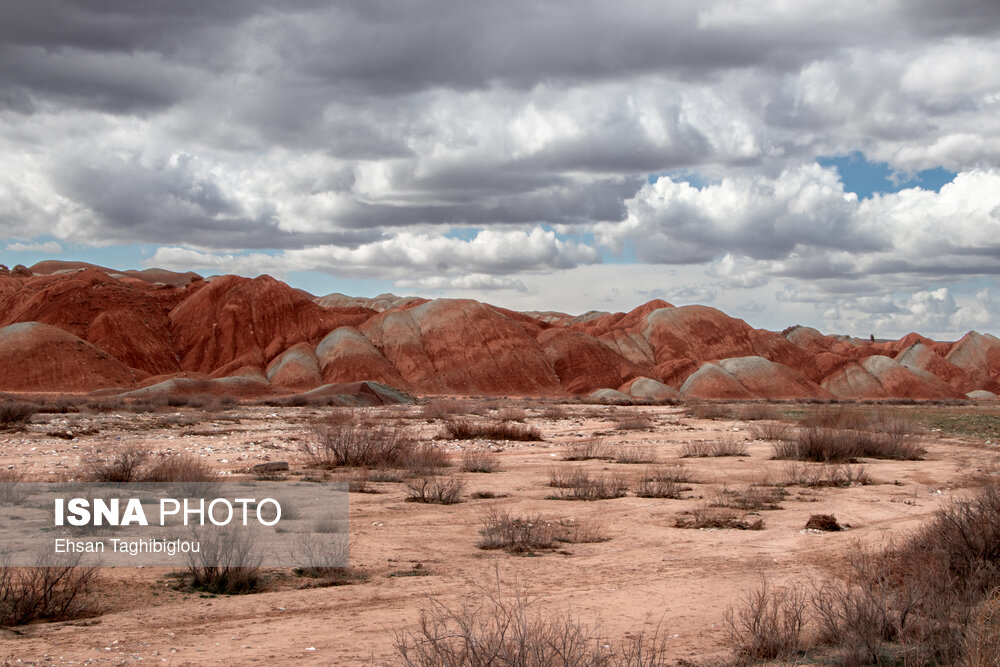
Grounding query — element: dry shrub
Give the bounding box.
[302,416,437,469]
[143,454,217,483]
[81,447,217,484]
[288,534,354,581]
[686,402,735,420]
[964,589,1000,667]
[461,450,500,473]
[539,405,569,420]
[394,575,670,665]
[563,439,608,461]
[420,399,472,421]
[725,577,807,662]
[403,443,452,473]
[0,552,99,627]
[80,444,150,482]
[0,401,36,430]
[0,468,28,504]
[613,412,654,430]
[443,420,542,442]
[674,507,764,530]
[633,466,693,499]
[613,445,656,464]
[477,507,607,554]
[733,403,781,421]
[681,437,748,458]
[548,467,591,489]
[405,475,466,504]
[712,485,786,511]
[774,427,924,463]
[781,461,872,488]
[748,421,793,441]
[799,407,876,430]
[548,470,628,501]
[495,407,527,422]
[184,527,262,594]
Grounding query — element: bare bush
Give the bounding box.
[495,407,527,422]
[539,405,569,420]
[406,476,466,504]
[681,437,748,458]
[0,552,99,627]
[734,403,781,421]
[143,454,218,483]
[748,421,793,441]
[477,507,556,554]
[613,412,654,430]
[711,485,786,511]
[633,466,693,499]
[613,445,656,464]
[443,420,542,442]
[402,444,452,473]
[394,576,671,665]
[461,450,500,473]
[563,439,608,461]
[0,468,28,504]
[302,417,440,470]
[549,470,628,501]
[477,507,608,554]
[185,527,262,594]
[80,444,150,482]
[725,577,807,662]
[674,507,764,530]
[0,401,36,430]
[781,461,872,488]
[774,427,924,462]
[686,402,735,420]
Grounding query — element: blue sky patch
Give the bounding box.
[816,152,956,199]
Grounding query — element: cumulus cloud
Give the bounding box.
[2,0,1000,337]
[145,226,597,282]
[5,240,61,253]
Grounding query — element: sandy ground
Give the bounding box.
[1,400,997,665]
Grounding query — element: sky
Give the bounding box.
[1,1,999,340]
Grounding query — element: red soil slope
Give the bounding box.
[0,264,996,400]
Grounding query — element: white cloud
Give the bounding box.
[5,240,62,253]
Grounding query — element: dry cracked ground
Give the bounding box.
[1,398,1000,665]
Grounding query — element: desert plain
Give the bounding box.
[2,396,999,665]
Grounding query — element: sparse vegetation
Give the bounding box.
[613,445,656,464]
[748,421,793,441]
[711,485,786,511]
[81,446,217,483]
[394,576,670,665]
[184,527,262,595]
[476,507,607,555]
[303,416,426,468]
[460,449,500,473]
[563,439,608,461]
[773,426,925,462]
[613,411,654,430]
[405,475,466,504]
[781,461,872,487]
[0,553,99,627]
[725,577,807,662]
[674,507,764,530]
[443,420,542,442]
[547,469,628,501]
[681,437,748,458]
[633,466,693,499]
[0,401,36,430]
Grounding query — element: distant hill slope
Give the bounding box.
[0,261,995,400]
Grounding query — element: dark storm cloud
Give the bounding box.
[1,0,999,267]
